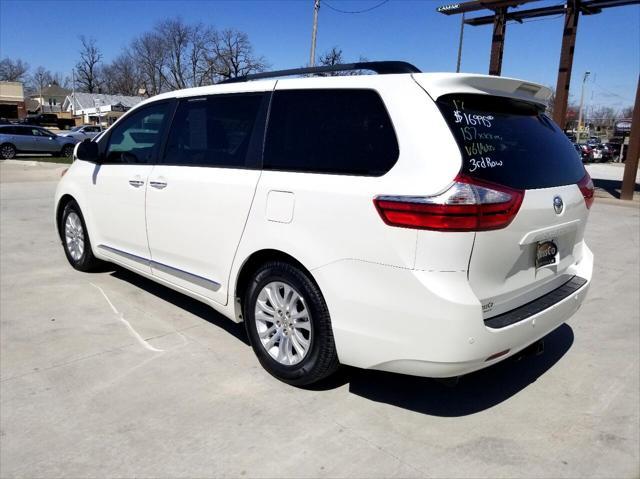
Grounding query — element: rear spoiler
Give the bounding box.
[412,73,552,107]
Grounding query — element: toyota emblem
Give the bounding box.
[553,196,564,215]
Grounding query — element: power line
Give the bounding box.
[592,81,633,102]
[323,0,390,14]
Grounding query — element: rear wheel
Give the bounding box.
[0,143,16,159]
[60,200,101,271]
[244,261,339,386]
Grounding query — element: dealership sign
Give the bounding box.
[615,120,632,133]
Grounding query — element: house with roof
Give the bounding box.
[29,84,71,113]
[62,92,144,126]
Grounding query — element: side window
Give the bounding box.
[33,128,54,138]
[105,102,171,164]
[264,89,399,176]
[164,93,264,168]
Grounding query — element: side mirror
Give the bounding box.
[76,139,100,163]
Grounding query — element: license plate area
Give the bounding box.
[536,240,558,269]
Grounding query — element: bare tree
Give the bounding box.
[620,106,634,119]
[131,31,167,96]
[29,66,53,94]
[76,36,103,92]
[0,58,29,82]
[102,51,143,96]
[590,105,617,129]
[209,29,268,81]
[319,47,344,68]
[156,18,191,90]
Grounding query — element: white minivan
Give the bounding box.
[55,62,594,386]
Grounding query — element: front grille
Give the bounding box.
[484,276,588,329]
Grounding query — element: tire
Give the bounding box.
[61,144,74,158]
[60,200,102,272]
[0,143,16,159]
[244,261,339,386]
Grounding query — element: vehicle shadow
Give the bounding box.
[310,324,574,417]
[101,265,573,417]
[593,178,639,199]
[108,267,250,346]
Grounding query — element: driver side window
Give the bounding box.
[105,102,170,164]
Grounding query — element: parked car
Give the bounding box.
[58,125,103,141]
[21,113,76,130]
[0,125,78,159]
[577,143,594,162]
[55,62,594,386]
[591,143,612,162]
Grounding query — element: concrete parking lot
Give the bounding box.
[0,160,638,478]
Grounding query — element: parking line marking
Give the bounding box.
[89,282,164,353]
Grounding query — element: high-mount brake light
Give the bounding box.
[374,176,524,232]
[578,173,595,209]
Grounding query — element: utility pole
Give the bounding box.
[310,0,320,67]
[71,68,75,118]
[456,12,465,73]
[576,71,590,141]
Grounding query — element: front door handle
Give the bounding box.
[149,180,167,189]
[129,179,144,187]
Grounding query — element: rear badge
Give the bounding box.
[553,196,564,215]
[536,240,558,268]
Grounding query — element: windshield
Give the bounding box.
[437,94,585,190]
[70,126,82,131]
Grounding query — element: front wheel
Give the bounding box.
[244,261,339,386]
[60,201,102,271]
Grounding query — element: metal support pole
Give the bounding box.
[621,76,640,200]
[456,12,465,73]
[553,0,580,128]
[309,0,320,67]
[577,71,590,141]
[489,7,506,76]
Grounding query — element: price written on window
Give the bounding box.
[454,110,493,128]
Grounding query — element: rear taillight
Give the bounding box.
[578,173,594,209]
[374,176,524,232]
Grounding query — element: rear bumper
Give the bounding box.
[312,243,593,378]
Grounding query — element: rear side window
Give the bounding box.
[437,94,585,190]
[264,89,398,176]
[164,93,264,168]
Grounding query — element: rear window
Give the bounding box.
[437,94,585,190]
[264,89,398,176]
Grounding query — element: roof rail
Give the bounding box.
[217,61,421,84]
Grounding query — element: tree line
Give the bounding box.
[0,18,269,97]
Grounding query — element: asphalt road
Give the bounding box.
[1,160,638,478]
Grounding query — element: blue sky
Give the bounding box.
[1,0,638,111]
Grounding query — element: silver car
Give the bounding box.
[0,125,78,159]
[58,125,103,141]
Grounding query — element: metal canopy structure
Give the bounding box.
[437,0,640,200]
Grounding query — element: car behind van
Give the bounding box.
[55,62,593,385]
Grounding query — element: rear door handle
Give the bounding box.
[129,179,144,188]
[149,180,167,189]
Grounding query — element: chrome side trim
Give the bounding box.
[97,244,221,291]
[98,244,150,267]
[149,260,221,291]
